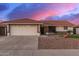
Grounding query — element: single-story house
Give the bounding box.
[0,18,76,36]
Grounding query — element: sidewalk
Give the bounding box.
[0,49,79,56]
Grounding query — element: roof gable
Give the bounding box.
[4,18,42,24]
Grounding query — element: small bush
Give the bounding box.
[70,34,79,39]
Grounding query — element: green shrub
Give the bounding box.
[70,34,79,39]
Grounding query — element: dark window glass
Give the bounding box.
[64,26,68,30]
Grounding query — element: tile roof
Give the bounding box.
[3,18,75,27]
[74,25,79,28]
[41,20,74,27]
[4,18,42,24]
[0,22,6,27]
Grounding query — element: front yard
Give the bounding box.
[38,35,79,49]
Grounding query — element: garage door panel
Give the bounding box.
[10,25,38,36]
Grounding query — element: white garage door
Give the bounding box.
[10,25,39,36]
[76,28,79,34]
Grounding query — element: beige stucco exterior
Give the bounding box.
[6,24,74,36]
[56,26,73,32]
[7,24,40,36]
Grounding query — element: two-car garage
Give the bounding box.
[4,18,42,36]
[9,24,40,36]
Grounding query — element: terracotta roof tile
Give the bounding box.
[41,20,74,27]
[4,18,42,24]
[74,22,79,27]
[0,22,6,27]
[3,18,74,27]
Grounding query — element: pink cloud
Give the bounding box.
[31,3,77,20]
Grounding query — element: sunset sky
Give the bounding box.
[0,3,79,24]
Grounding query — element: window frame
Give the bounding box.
[64,26,68,30]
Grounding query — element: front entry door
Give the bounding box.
[40,26,45,35]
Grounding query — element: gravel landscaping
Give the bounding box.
[38,35,79,49]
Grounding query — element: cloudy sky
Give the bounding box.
[0,3,79,24]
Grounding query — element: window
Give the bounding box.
[64,26,68,30]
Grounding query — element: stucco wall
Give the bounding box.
[56,26,73,32]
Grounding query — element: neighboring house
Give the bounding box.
[0,18,75,36]
[73,26,79,34]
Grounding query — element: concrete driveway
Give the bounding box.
[0,36,38,56]
[0,36,38,50]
